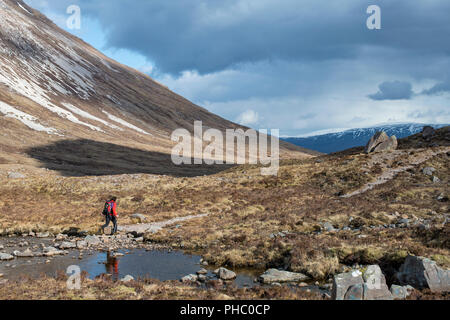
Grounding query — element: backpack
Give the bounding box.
[102,201,112,216]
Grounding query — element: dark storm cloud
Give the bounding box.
[421,82,450,96]
[368,81,414,101]
[34,0,450,75]
[24,0,450,134]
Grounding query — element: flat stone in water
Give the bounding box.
[259,269,310,284]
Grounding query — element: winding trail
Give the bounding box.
[341,147,449,198]
[118,213,209,234]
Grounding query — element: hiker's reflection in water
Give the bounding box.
[105,252,120,281]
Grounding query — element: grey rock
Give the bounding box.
[76,241,87,249]
[362,265,393,300]
[59,241,76,249]
[196,268,208,275]
[131,213,147,223]
[259,269,310,284]
[365,131,389,154]
[7,172,25,179]
[84,235,101,246]
[423,167,436,176]
[322,222,336,232]
[432,176,440,183]
[390,284,413,300]
[333,267,393,300]
[13,249,35,258]
[55,234,67,241]
[422,126,436,139]
[332,270,364,300]
[395,255,450,292]
[43,247,65,256]
[181,274,198,282]
[217,267,237,281]
[198,274,207,282]
[112,252,124,257]
[373,135,398,153]
[344,284,364,300]
[36,232,50,238]
[0,253,14,261]
[120,275,134,283]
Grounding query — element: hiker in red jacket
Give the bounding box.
[101,196,118,235]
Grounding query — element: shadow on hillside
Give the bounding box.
[25,139,234,177]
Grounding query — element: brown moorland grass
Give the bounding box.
[0,275,324,300]
[0,130,448,282]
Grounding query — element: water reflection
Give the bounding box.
[105,252,120,281]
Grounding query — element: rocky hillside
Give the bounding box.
[0,0,314,176]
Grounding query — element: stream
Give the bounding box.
[0,236,330,296]
[0,237,259,287]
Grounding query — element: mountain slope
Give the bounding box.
[0,0,315,176]
[283,123,449,154]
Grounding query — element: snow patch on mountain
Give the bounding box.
[0,101,59,135]
[62,103,122,131]
[102,110,151,135]
[17,2,32,15]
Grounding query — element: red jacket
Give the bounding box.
[108,200,118,217]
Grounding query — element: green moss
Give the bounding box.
[431,254,450,268]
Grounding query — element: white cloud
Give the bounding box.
[236,110,259,126]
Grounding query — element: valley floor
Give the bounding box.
[0,128,449,299]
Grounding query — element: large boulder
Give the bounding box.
[365,131,389,153]
[373,136,398,153]
[332,270,364,300]
[362,265,393,300]
[422,126,435,140]
[365,131,398,153]
[332,266,393,300]
[395,255,450,293]
[259,269,310,284]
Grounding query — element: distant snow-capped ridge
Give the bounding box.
[294,123,447,138]
[283,123,449,154]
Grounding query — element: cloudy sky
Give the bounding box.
[25,0,450,136]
